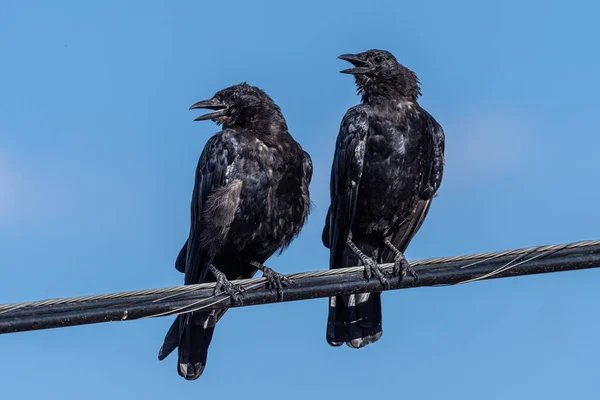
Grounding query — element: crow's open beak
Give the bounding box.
[338,54,370,75]
[189,98,228,121]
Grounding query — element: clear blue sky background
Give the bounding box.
[1,1,600,398]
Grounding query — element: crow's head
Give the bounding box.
[338,49,421,102]
[190,83,285,130]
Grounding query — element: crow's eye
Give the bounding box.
[231,93,239,102]
[374,56,383,64]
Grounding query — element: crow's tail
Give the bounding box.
[326,239,383,349]
[158,310,224,380]
[326,292,382,348]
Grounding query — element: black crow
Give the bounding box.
[322,50,445,348]
[159,83,313,380]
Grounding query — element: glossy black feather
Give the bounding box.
[327,106,369,269]
[323,49,445,348]
[159,83,312,380]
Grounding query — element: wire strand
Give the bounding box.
[0,239,597,315]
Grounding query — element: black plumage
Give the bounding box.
[322,50,445,348]
[159,83,313,380]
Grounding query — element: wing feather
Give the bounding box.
[183,132,234,285]
[325,106,370,269]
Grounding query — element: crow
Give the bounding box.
[158,83,313,380]
[322,50,445,349]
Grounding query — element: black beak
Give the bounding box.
[189,98,228,121]
[338,53,370,75]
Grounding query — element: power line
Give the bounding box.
[1,240,598,334]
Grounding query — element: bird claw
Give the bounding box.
[392,254,418,284]
[262,266,295,301]
[213,270,245,305]
[363,258,390,289]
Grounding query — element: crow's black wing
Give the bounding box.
[420,110,445,200]
[160,132,234,370]
[183,132,234,285]
[302,150,313,183]
[381,109,445,261]
[175,241,187,273]
[324,105,370,269]
[381,199,432,263]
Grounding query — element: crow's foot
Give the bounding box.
[210,265,245,305]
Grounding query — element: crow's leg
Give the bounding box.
[209,265,246,304]
[383,238,418,283]
[346,238,390,289]
[249,261,295,300]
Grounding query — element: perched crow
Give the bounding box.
[159,83,313,380]
[322,50,445,349]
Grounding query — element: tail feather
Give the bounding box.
[158,316,180,361]
[326,240,384,349]
[326,295,348,346]
[177,312,215,380]
[347,292,382,348]
[158,310,223,381]
[327,242,384,348]
[327,292,382,348]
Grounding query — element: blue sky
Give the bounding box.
[1,0,600,398]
